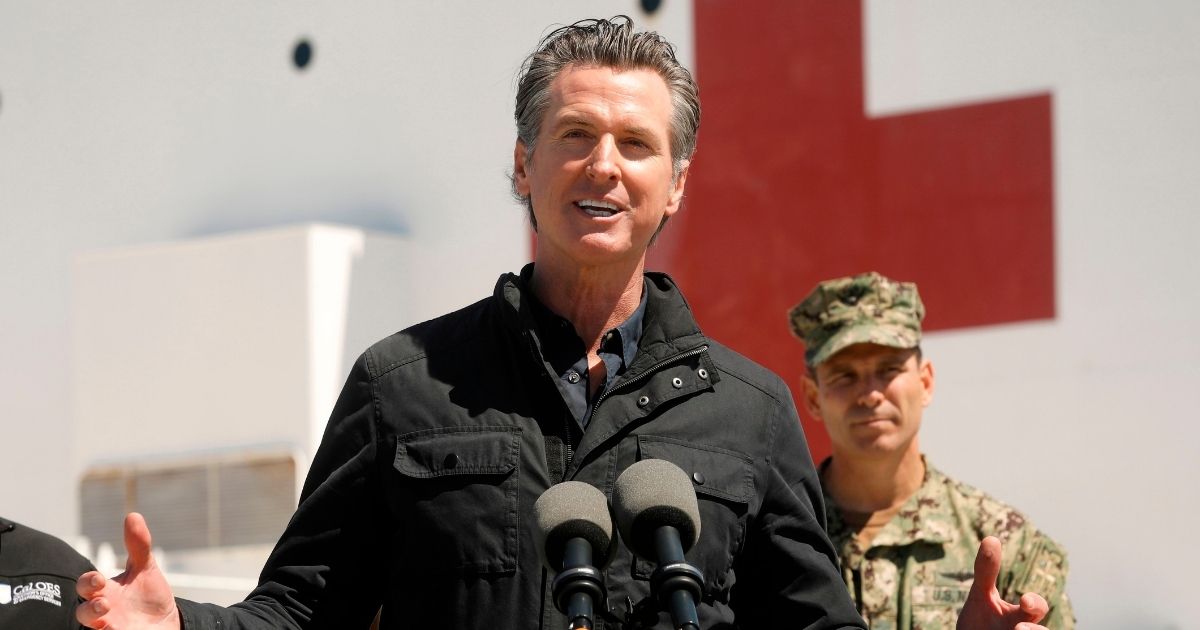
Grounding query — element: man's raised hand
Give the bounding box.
[76,512,181,629]
[957,536,1049,630]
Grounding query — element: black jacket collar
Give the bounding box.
[492,264,709,370]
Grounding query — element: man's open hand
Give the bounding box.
[76,512,181,629]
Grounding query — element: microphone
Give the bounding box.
[612,459,704,630]
[534,481,616,630]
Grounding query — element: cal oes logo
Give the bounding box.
[0,581,11,605]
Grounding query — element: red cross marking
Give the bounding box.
[648,1,1055,458]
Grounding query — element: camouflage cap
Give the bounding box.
[788,271,925,367]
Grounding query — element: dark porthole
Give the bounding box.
[292,39,314,71]
[640,0,663,15]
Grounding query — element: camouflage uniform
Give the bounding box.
[821,459,1075,629]
[790,272,1075,629]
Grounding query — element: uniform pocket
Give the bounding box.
[630,435,755,591]
[392,426,520,574]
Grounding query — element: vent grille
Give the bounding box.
[80,455,295,551]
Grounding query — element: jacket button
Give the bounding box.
[444,453,459,469]
[692,471,705,485]
[567,371,581,384]
[637,395,650,408]
[671,377,683,389]
[697,368,709,379]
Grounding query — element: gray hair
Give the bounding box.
[511,15,701,229]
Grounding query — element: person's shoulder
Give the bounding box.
[0,518,94,576]
[704,339,792,405]
[933,466,1068,557]
[934,467,1034,539]
[359,295,495,380]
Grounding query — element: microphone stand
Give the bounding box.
[650,526,704,630]
[553,537,606,630]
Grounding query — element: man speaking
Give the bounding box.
[77,17,1051,629]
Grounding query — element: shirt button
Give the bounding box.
[671,377,683,389]
[692,471,705,485]
[697,368,709,379]
[567,371,581,384]
[637,395,650,407]
[444,453,459,469]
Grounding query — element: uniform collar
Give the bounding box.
[822,456,956,552]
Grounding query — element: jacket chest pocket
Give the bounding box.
[631,435,755,593]
[391,426,520,574]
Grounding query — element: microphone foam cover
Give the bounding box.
[533,481,615,571]
[612,459,701,560]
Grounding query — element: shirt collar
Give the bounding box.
[608,286,646,368]
[521,270,646,372]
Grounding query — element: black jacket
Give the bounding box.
[178,269,866,629]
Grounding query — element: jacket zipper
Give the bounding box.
[585,344,710,428]
[564,417,574,470]
[565,344,709,474]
